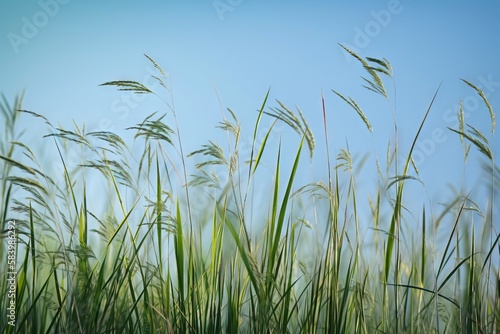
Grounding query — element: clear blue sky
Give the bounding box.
[1,0,499,229]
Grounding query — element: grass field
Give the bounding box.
[1,48,498,333]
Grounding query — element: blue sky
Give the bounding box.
[1,0,499,229]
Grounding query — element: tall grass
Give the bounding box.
[0,48,498,333]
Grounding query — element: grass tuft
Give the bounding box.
[0,50,498,333]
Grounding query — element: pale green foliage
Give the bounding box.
[461,79,495,133]
[265,99,315,158]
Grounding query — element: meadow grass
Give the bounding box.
[0,48,498,333]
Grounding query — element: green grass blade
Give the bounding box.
[384,84,441,282]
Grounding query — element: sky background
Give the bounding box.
[1,0,499,233]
